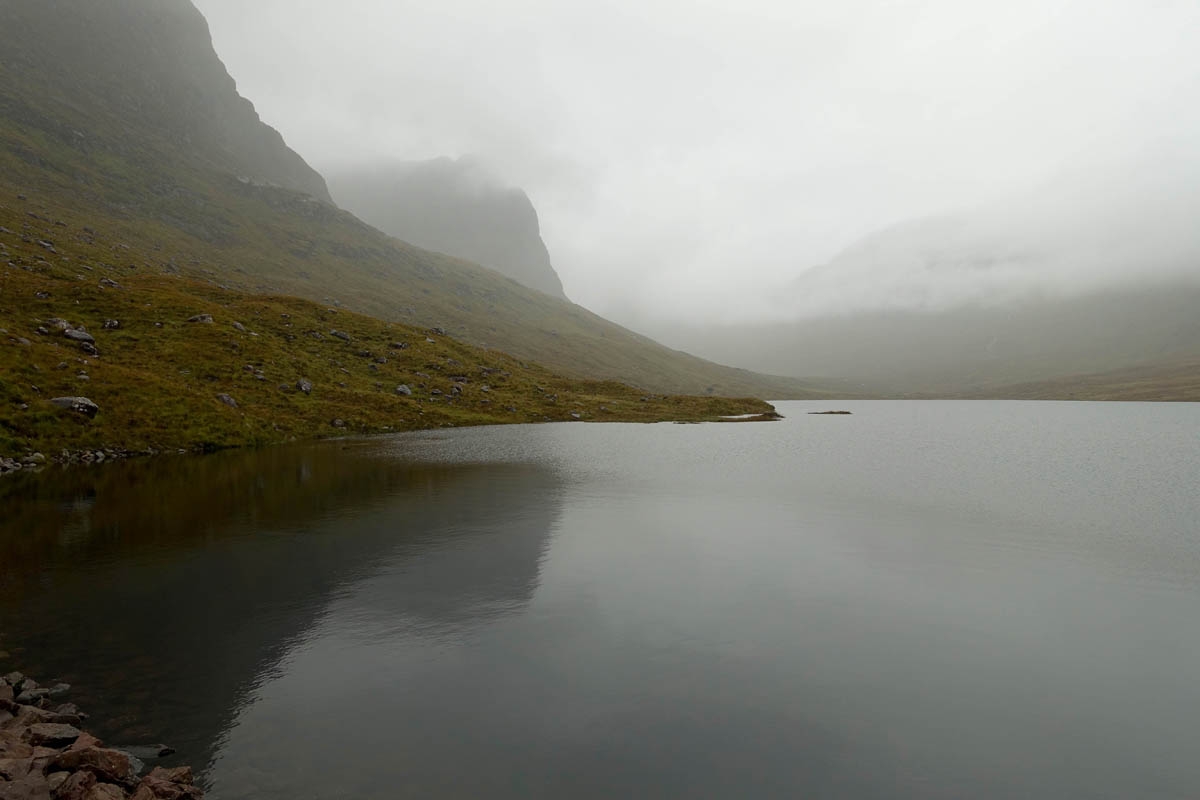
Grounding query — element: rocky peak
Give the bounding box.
[328,158,567,299]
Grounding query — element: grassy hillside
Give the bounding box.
[0,201,776,461]
[0,0,828,400]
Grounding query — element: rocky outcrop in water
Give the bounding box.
[0,672,202,799]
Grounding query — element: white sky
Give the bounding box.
[192,0,1200,323]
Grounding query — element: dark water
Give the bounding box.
[2,401,1199,799]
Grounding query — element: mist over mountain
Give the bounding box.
[637,157,1200,395]
[0,0,330,202]
[0,0,824,401]
[328,159,567,299]
[766,156,1200,320]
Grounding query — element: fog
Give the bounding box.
[192,0,1200,325]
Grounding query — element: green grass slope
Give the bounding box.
[0,201,776,460]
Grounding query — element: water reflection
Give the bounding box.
[0,442,561,781]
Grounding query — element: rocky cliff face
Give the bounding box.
[328,159,567,299]
[0,0,330,202]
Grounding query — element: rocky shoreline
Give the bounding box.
[0,671,201,799]
[0,448,160,476]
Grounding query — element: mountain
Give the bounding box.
[0,0,330,202]
[648,165,1200,398]
[328,159,568,299]
[0,0,826,400]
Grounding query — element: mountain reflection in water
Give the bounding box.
[0,441,559,780]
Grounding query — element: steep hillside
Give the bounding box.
[0,0,330,201]
[0,0,825,399]
[329,158,568,299]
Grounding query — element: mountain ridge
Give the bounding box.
[329,158,569,299]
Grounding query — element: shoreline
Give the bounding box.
[0,406,783,478]
[1,669,202,799]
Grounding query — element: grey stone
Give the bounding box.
[186,314,213,324]
[63,328,94,344]
[26,722,81,747]
[98,278,121,289]
[330,330,351,342]
[215,394,238,409]
[102,319,120,330]
[49,397,99,418]
[296,379,312,395]
[395,384,412,396]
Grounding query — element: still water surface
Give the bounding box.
[2,400,1199,798]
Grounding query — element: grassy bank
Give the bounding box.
[0,203,775,461]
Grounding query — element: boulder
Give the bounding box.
[14,689,48,705]
[0,775,51,800]
[63,329,94,345]
[46,746,135,784]
[329,330,351,342]
[87,784,127,800]
[0,756,33,780]
[98,278,121,289]
[102,320,120,330]
[69,734,103,752]
[231,322,246,332]
[130,775,202,800]
[215,394,238,409]
[45,772,70,792]
[50,771,95,800]
[25,723,81,747]
[296,379,312,395]
[395,384,412,396]
[49,398,100,419]
[185,314,213,324]
[149,767,190,785]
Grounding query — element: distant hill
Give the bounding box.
[328,159,568,299]
[649,172,1200,398]
[0,0,828,400]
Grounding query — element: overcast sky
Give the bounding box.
[193,0,1200,323]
